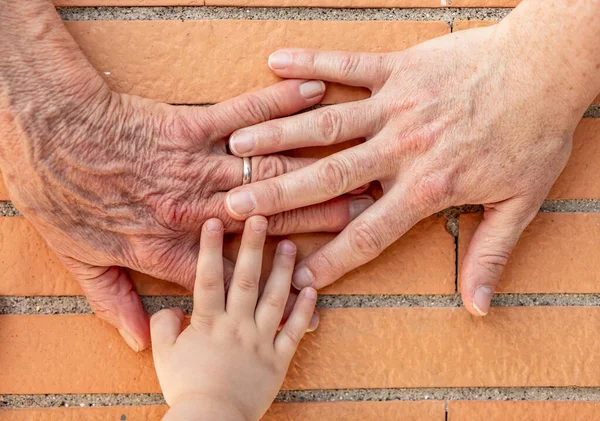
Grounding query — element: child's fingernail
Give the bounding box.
[250,217,268,233]
[292,266,315,289]
[206,219,223,232]
[307,311,320,332]
[278,240,297,255]
[118,329,140,352]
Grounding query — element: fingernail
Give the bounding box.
[300,80,325,99]
[118,329,140,352]
[292,266,315,289]
[307,311,320,332]
[206,218,223,232]
[349,196,374,220]
[304,287,318,300]
[229,131,255,155]
[473,286,494,316]
[227,191,256,216]
[278,240,297,255]
[268,52,292,69]
[250,217,268,233]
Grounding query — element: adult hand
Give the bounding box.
[225,1,600,316]
[0,2,370,350]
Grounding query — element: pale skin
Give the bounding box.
[151,216,318,421]
[226,0,600,316]
[0,1,369,350]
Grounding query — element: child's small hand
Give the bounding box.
[151,216,319,421]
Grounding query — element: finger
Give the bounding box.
[218,154,317,192]
[459,198,540,317]
[150,308,185,355]
[226,216,268,318]
[203,79,326,141]
[62,258,150,352]
[268,49,389,90]
[255,240,297,337]
[225,143,384,219]
[275,287,318,362]
[192,218,226,324]
[291,189,425,290]
[229,101,380,157]
[218,194,374,235]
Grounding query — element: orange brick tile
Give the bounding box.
[2,307,600,393]
[0,177,7,201]
[0,402,444,421]
[0,216,454,296]
[458,213,600,293]
[549,119,600,199]
[55,0,202,4]
[448,401,600,421]
[64,20,449,104]
[452,20,498,31]
[207,0,441,7]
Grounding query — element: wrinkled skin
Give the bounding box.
[0,1,369,350]
[225,3,600,316]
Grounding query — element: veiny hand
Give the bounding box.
[0,2,369,351]
[225,9,600,316]
[151,217,318,421]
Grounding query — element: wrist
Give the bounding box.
[163,398,253,421]
[498,0,600,126]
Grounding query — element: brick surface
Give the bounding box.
[3,307,600,393]
[0,402,444,421]
[64,20,449,104]
[448,401,600,421]
[459,213,600,293]
[0,178,7,201]
[55,0,518,6]
[0,216,454,296]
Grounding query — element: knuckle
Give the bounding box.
[348,221,385,260]
[197,272,223,291]
[282,326,302,346]
[338,54,362,78]
[264,181,288,210]
[315,250,344,280]
[317,108,343,145]
[477,250,511,277]
[263,293,285,311]
[234,275,258,293]
[268,212,298,235]
[317,157,352,196]
[191,314,216,331]
[411,171,455,212]
[255,155,286,181]
[233,94,273,125]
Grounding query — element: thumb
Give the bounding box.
[62,257,150,351]
[150,308,185,354]
[459,198,540,316]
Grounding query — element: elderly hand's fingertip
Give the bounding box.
[292,266,315,290]
[119,328,141,352]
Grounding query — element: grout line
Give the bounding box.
[4,293,600,315]
[5,387,600,408]
[57,6,511,24]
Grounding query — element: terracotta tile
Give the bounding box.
[458,213,600,293]
[0,216,454,296]
[3,307,600,393]
[63,20,449,104]
[206,0,442,7]
[0,177,7,201]
[448,401,600,421]
[549,119,600,199]
[451,0,518,8]
[0,401,444,421]
[452,20,498,31]
[55,0,203,5]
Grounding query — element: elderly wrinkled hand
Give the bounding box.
[0,2,370,351]
[225,0,600,316]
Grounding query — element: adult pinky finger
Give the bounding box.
[275,287,318,362]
